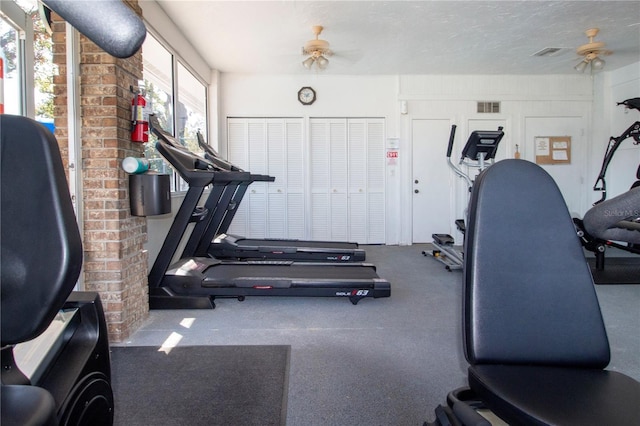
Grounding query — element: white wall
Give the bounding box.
[216,71,640,245]
[219,73,401,243]
[397,74,595,243]
[219,74,397,119]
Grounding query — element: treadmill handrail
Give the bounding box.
[155,140,216,187]
[197,131,244,172]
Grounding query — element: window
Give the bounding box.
[142,33,174,177]
[142,32,208,192]
[0,15,22,114]
[177,63,206,150]
[1,0,54,125]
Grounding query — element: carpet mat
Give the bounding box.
[110,345,290,426]
[587,257,640,285]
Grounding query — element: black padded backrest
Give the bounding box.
[463,159,610,368]
[1,115,83,346]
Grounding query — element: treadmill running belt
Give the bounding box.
[203,264,379,281]
[237,239,358,249]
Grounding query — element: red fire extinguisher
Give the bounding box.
[131,92,149,143]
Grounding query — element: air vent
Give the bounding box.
[477,101,500,114]
[532,47,566,57]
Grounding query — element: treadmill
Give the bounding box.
[146,117,390,309]
[193,131,367,262]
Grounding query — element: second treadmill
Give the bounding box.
[194,132,366,262]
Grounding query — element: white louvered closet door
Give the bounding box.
[309,119,330,240]
[365,120,385,244]
[309,118,385,244]
[247,120,268,238]
[309,119,348,241]
[348,120,368,243]
[226,119,249,237]
[226,118,304,240]
[284,121,305,239]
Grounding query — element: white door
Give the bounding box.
[246,120,268,239]
[284,120,305,239]
[348,120,368,243]
[310,119,349,241]
[309,118,386,244]
[365,120,385,244]
[412,118,508,244]
[411,119,455,243]
[226,118,304,239]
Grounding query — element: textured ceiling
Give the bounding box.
[155,0,640,75]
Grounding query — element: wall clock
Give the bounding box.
[298,87,316,105]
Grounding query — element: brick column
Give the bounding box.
[52,0,148,343]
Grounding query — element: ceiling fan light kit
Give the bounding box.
[574,28,610,73]
[302,25,332,70]
[302,56,315,69]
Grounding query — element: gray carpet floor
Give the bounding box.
[113,244,640,426]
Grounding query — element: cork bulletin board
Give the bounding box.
[535,136,571,165]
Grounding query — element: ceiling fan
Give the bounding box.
[302,25,333,70]
[574,28,612,73]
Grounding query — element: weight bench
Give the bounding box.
[427,159,640,425]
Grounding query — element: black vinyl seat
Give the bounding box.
[1,114,113,425]
[453,159,640,425]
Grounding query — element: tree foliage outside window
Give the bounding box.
[1,19,20,113]
[1,1,54,119]
[33,14,53,118]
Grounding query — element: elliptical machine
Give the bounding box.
[423,125,504,270]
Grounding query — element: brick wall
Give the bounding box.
[52,0,148,342]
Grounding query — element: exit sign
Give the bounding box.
[386,151,399,158]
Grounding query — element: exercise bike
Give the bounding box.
[423,125,504,270]
[1,3,146,425]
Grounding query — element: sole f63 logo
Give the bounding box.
[336,289,369,297]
